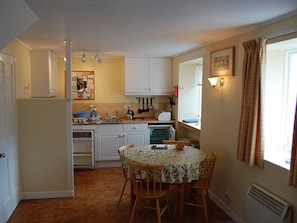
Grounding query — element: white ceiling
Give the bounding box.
[16,0,297,58]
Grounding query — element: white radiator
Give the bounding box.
[246,184,292,223]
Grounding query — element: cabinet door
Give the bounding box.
[97,124,124,161]
[125,58,149,95]
[149,58,172,95]
[31,50,57,97]
[123,124,149,146]
[125,133,148,146]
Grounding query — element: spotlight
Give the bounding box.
[81,51,86,63]
[95,50,103,63]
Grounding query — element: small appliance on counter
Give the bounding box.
[155,111,171,121]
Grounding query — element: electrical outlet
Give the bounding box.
[124,104,130,110]
[224,190,232,201]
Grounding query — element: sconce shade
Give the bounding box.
[208,77,218,87]
[208,77,225,90]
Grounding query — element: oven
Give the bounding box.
[72,129,95,169]
[148,124,175,144]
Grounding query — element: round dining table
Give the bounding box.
[123,144,206,223]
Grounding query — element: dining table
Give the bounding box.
[123,144,206,223]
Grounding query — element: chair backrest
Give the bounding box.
[163,140,192,150]
[197,151,217,189]
[118,144,134,177]
[127,160,165,198]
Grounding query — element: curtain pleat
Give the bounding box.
[289,100,297,188]
[237,38,266,168]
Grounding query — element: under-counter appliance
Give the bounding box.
[73,129,95,169]
[148,123,175,144]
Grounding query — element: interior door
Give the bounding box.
[0,51,19,223]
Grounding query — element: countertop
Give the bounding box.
[73,117,174,125]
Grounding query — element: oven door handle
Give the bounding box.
[148,124,173,128]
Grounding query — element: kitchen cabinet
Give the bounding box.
[30,50,57,97]
[97,124,124,161]
[124,123,149,146]
[96,123,149,161]
[125,57,172,95]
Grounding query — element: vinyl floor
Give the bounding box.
[8,167,234,223]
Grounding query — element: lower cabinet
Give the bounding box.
[96,123,149,161]
[124,123,149,146]
[97,124,124,161]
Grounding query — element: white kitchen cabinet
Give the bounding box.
[96,123,149,162]
[31,50,57,97]
[125,57,172,95]
[97,124,124,161]
[124,123,149,146]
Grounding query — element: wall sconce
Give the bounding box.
[81,51,87,63]
[94,50,103,63]
[208,77,225,90]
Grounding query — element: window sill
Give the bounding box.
[264,152,291,170]
[178,121,201,132]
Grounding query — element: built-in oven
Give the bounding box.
[148,123,175,144]
[73,129,95,169]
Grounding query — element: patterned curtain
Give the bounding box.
[237,38,266,168]
[289,100,297,188]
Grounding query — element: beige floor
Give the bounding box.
[8,167,233,223]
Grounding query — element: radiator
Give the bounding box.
[246,184,292,223]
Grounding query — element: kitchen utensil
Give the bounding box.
[146,98,149,112]
[149,97,154,110]
[142,98,145,112]
[137,97,142,113]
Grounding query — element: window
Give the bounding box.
[264,37,297,169]
[178,58,203,130]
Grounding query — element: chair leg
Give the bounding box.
[117,178,128,207]
[156,198,161,223]
[202,191,208,223]
[129,197,139,223]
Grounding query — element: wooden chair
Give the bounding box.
[162,140,192,150]
[127,160,170,223]
[117,144,135,207]
[184,151,217,223]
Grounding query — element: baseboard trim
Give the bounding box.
[21,190,74,200]
[209,190,245,223]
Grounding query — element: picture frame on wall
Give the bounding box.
[210,46,235,77]
[70,70,95,100]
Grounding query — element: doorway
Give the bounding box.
[0,50,19,223]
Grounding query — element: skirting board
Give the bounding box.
[22,190,74,200]
[209,190,245,223]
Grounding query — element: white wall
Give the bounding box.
[173,15,297,223]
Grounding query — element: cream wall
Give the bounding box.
[173,15,297,222]
[57,56,170,117]
[6,40,31,99]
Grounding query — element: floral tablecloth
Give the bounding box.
[123,145,206,184]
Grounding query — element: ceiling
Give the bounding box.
[16,0,297,58]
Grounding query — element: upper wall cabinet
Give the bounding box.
[30,50,57,97]
[125,57,172,96]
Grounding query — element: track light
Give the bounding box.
[81,51,86,63]
[94,50,103,63]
